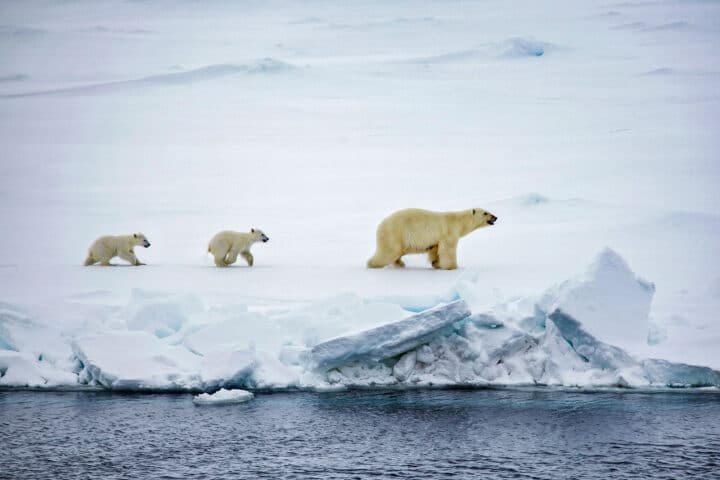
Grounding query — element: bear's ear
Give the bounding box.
[472,209,476,215]
[251,228,255,233]
[133,233,137,238]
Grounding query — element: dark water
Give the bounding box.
[1,389,719,479]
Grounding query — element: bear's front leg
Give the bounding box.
[437,242,458,270]
[241,251,254,267]
[427,245,440,268]
[119,250,144,266]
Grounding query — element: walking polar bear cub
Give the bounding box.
[84,233,151,266]
[208,228,269,267]
[367,208,498,270]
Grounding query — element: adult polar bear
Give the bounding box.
[367,208,497,270]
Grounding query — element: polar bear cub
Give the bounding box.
[367,208,497,270]
[84,233,151,266]
[208,228,269,267]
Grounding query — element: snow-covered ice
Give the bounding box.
[0,0,719,392]
[2,248,719,391]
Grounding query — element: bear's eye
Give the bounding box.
[483,212,488,216]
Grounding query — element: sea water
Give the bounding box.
[1,389,718,479]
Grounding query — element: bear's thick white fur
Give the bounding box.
[84,233,151,266]
[208,229,269,267]
[367,208,497,270]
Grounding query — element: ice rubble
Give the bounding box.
[319,249,718,388]
[1,249,719,391]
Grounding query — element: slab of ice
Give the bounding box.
[73,331,202,391]
[539,248,655,353]
[193,388,254,405]
[124,290,203,339]
[198,349,256,390]
[72,330,258,391]
[0,304,82,387]
[0,350,78,387]
[303,300,472,371]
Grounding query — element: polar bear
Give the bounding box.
[367,208,497,270]
[208,228,269,267]
[84,233,151,266]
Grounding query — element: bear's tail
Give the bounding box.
[208,244,212,254]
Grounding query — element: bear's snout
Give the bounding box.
[488,215,498,225]
[144,241,151,247]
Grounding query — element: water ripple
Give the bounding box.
[0,390,719,479]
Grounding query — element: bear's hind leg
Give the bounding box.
[213,252,229,267]
[225,249,240,266]
[367,249,400,269]
[210,243,230,267]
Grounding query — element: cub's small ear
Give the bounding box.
[251,228,255,233]
[133,234,137,238]
[472,209,476,215]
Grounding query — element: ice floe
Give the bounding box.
[193,388,254,405]
[1,249,718,391]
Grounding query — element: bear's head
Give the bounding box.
[471,208,498,228]
[133,233,151,248]
[250,228,269,243]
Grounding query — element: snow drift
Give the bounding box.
[1,249,718,391]
[2,59,295,98]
